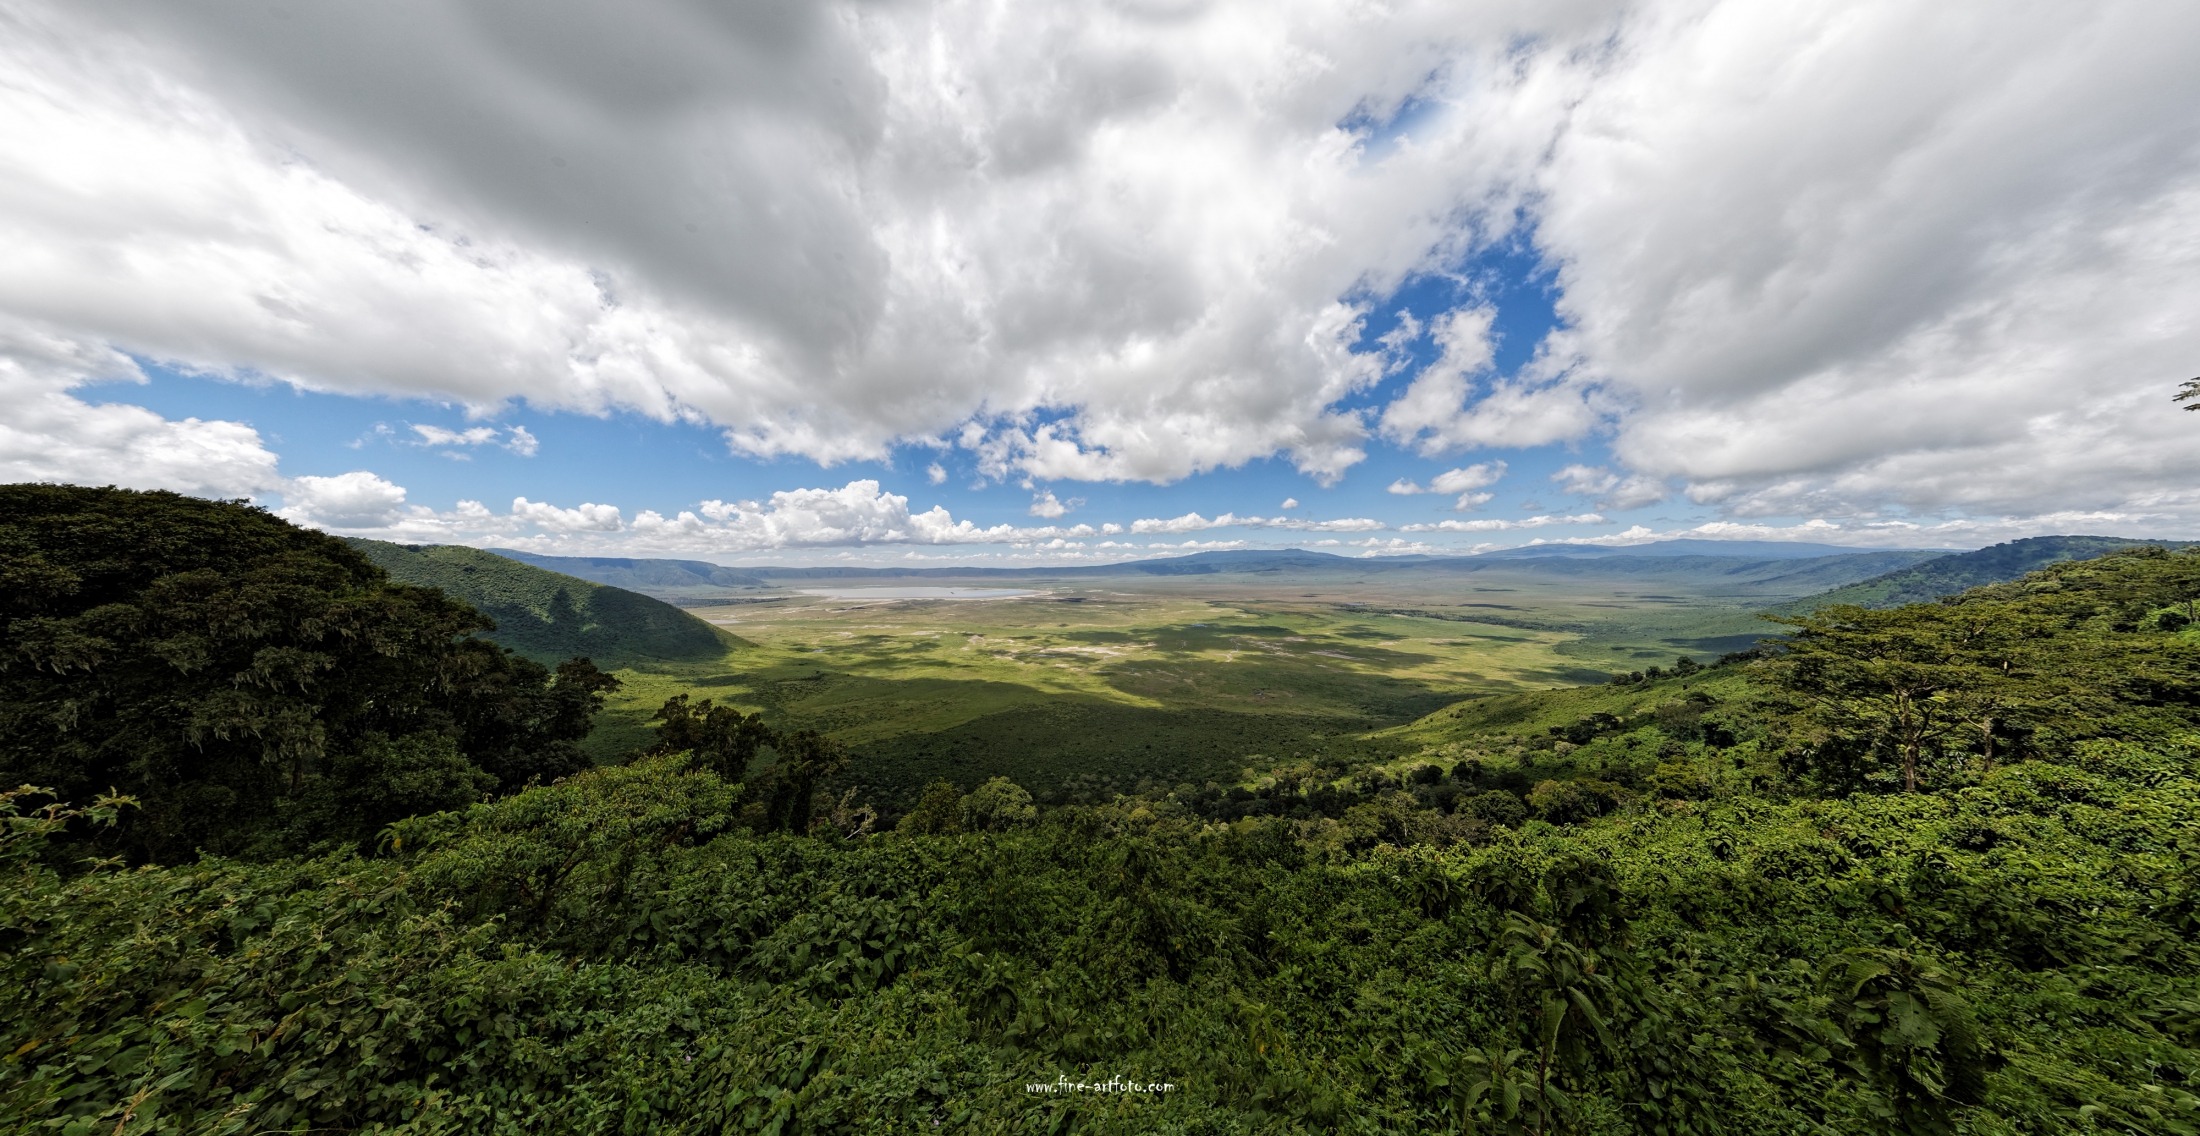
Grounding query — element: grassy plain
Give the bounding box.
[584,559,1818,807]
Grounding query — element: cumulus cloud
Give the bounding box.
[1399,513,1607,533]
[620,479,1114,553]
[0,333,284,497]
[511,497,624,532]
[1533,511,2197,551]
[273,474,1128,553]
[3,0,2194,534]
[0,0,1588,488]
[1529,1,2200,519]
[1028,489,1082,518]
[1389,460,1508,509]
[412,425,499,448]
[278,471,412,529]
[1550,464,1666,511]
[1280,497,1299,510]
[1128,512,1386,534]
[276,476,626,540]
[926,462,947,485]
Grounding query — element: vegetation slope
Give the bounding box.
[485,548,766,593]
[1,487,623,861]
[347,539,737,665]
[1797,535,2200,610]
[5,492,2199,1135]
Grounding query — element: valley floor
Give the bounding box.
[586,563,1802,806]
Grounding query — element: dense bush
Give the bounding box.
[4,506,2198,1133]
[0,486,618,860]
[6,728,2198,1133]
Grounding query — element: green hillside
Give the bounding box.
[1793,534,2200,609]
[347,540,738,665]
[488,548,765,592]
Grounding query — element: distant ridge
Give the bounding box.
[450,543,1939,602]
[489,549,766,590]
[348,540,737,664]
[1792,535,2200,610]
[1473,538,1957,560]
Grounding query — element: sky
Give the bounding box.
[2,0,2197,566]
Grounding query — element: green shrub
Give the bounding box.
[960,776,1037,831]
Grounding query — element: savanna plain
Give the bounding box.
[8,487,2199,1136]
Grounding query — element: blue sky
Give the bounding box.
[89,242,1747,565]
[6,0,2197,564]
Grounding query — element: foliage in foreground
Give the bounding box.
[6,723,2199,1134]
[5,519,2200,1133]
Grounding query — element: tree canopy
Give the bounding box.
[0,485,617,860]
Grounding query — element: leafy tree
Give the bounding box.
[278,731,494,850]
[1462,790,1528,827]
[961,776,1037,831]
[757,729,848,834]
[1768,549,2200,792]
[1528,778,1629,824]
[644,692,771,781]
[1764,603,2037,792]
[897,777,964,834]
[0,485,615,860]
[454,655,622,791]
[2178,375,2200,411]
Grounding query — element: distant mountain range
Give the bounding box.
[490,550,767,590]
[444,535,2200,621]
[499,541,1948,583]
[349,540,738,663]
[1470,538,1955,560]
[482,541,1958,603]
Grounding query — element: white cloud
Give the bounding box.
[1525,0,2200,520]
[1431,462,1507,495]
[1530,512,2193,550]
[0,0,1590,488]
[511,497,624,532]
[1399,513,1607,533]
[0,332,284,497]
[504,426,539,457]
[274,474,1131,553]
[623,479,1107,552]
[926,462,947,485]
[1279,497,1299,510]
[1128,512,1387,534]
[1028,489,1082,518]
[412,425,500,448]
[1391,460,1508,509]
[1549,464,1666,511]
[278,471,411,529]
[2,0,2194,534]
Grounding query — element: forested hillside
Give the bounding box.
[487,548,766,593]
[4,495,2198,1134]
[1797,534,2200,610]
[347,540,736,664]
[0,487,623,860]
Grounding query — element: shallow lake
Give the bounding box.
[795,586,1037,600]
